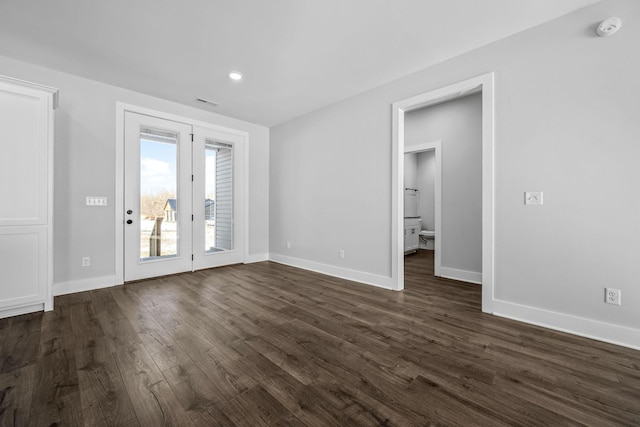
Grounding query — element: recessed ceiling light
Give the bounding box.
[229,71,243,81]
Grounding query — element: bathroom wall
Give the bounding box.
[405,93,482,275]
[416,151,435,231]
[403,153,418,189]
[404,150,435,230]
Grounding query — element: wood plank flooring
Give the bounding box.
[1,250,639,426]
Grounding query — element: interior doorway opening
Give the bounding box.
[391,73,495,313]
[403,142,442,277]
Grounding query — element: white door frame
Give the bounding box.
[391,73,495,313]
[404,141,442,277]
[115,102,250,285]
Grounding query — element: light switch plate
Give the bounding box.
[524,192,543,205]
[86,196,108,206]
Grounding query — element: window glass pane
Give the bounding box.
[139,130,178,260]
[205,141,233,252]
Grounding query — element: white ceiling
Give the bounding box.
[0,0,598,126]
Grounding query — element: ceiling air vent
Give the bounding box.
[196,97,219,106]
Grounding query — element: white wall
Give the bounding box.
[270,0,640,348]
[403,153,418,189]
[416,151,435,231]
[0,54,269,290]
[270,95,393,285]
[406,94,482,274]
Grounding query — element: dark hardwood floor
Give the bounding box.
[1,250,639,426]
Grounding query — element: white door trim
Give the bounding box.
[391,73,495,313]
[404,141,442,277]
[115,102,250,285]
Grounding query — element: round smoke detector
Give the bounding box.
[597,17,622,37]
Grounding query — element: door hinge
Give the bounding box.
[192,254,194,261]
[191,214,194,221]
[191,174,194,182]
[190,133,194,142]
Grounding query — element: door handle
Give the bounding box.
[126,219,133,224]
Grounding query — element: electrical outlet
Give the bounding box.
[82,257,91,267]
[286,242,291,249]
[605,288,621,305]
[339,250,345,259]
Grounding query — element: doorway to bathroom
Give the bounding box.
[403,92,483,287]
[404,142,442,277]
[392,73,495,313]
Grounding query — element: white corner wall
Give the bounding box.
[270,0,640,349]
[0,54,269,294]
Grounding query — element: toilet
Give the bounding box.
[419,229,435,250]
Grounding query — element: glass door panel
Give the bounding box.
[205,141,233,253]
[139,129,178,260]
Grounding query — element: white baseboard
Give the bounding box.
[439,266,482,284]
[0,303,45,319]
[269,253,395,290]
[245,253,269,264]
[493,299,640,351]
[53,275,121,296]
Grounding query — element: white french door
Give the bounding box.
[123,111,245,282]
